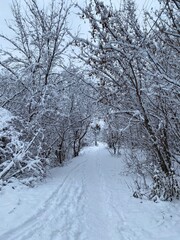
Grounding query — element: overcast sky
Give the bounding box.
[0,0,159,48]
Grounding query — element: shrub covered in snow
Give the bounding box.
[0,108,46,188]
[149,169,180,202]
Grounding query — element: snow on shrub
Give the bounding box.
[132,164,180,202]
[149,169,180,202]
[0,107,45,188]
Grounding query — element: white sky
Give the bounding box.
[0,0,159,48]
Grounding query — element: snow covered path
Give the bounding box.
[1,144,180,240]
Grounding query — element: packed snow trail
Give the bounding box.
[1,144,180,240]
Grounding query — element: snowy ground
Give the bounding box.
[1,144,180,240]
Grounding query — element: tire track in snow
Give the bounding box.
[80,152,110,240]
[81,148,123,240]
[0,160,87,240]
[98,154,152,240]
[96,152,126,240]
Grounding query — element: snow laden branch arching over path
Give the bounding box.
[1,144,180,240]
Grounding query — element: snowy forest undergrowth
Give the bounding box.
[0,0,179,204]
[1,144,180,240]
